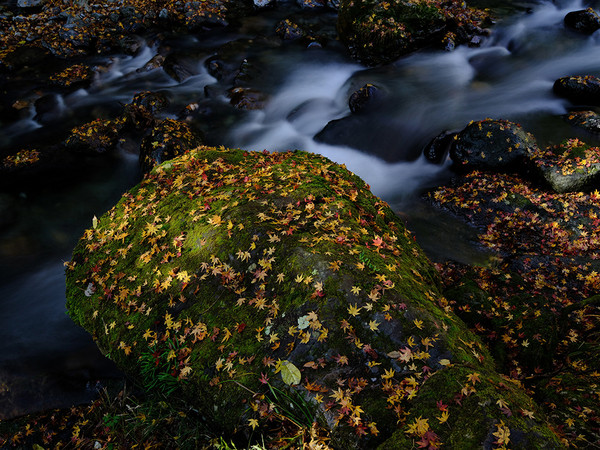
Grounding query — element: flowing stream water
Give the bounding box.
[1,0,600,418]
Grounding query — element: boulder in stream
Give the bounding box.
[553,75,600,106]
[348,83,381,114]
[337,0,489,65]
[66,147,562,448]
[564,8,600,34]
[139,119,203,174]
[529,138,600,193]
[449,119,538,172]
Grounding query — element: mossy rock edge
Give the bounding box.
[65,146,562,448]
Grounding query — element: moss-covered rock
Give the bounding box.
[337,0,489,66]
[528,138,600,193]
[66,147,562,448]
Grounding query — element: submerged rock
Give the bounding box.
[227,86,269,110]
[564,8,600,34]
[449,119,538,172]
[348,83,381,114]
[275,18,305,40]
[66,147,562,448]
[553,75,600,106]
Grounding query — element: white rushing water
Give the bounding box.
[227,0,600,201]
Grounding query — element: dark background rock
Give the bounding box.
[423,130,457,164]
[564,8,600,34]
[139,119,203,173]
[554,75,600,106]
[449,119,538,172]
[348,83,381,114]
[564,110,600,134]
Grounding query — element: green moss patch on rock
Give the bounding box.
[528,138,600,193]
[66,147,561,447]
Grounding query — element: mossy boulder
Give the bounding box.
[528,138,600,193]
[337,0,489,66]
[66,147,562,448]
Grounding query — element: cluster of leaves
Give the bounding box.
[48,64,93,88]
[66,117,127,153]
[1,149,41,168]
[530,138,600,176]
[429,170,600,446]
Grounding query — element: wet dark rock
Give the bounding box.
[139,119,203,173]
[275,18,305,40]
[0,193,17,230]
[564,110,600,134]
[163,53,198,82]
[553,75,600,106]
[118,36,144,55]
[424,130,457,164]
[564,8,600,34]
[326,0,339,10]
[442,31,456,51]
[0,45,55,73]
[449,119,538,172]
[17,0,43,9]
[205,39,260,84]
[33,93,64,124]
[48,64,93,90]
[315,115,423,161]
[138,54,165,73]
[65,118,125,154]
[59,24,93,50]
[296,0,326,9]
[131,91,170,116]
[184,1,229,30]
[227,86,269,110]
[253,0,275,9]
[348,83,380,114]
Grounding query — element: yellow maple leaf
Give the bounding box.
[437,409,449,424]
[348,303,362,317]
[369,320,380,331]
[406,416,429,436]
[493,421,510,445]
[467,372,481,384]
[248,418,259,429]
